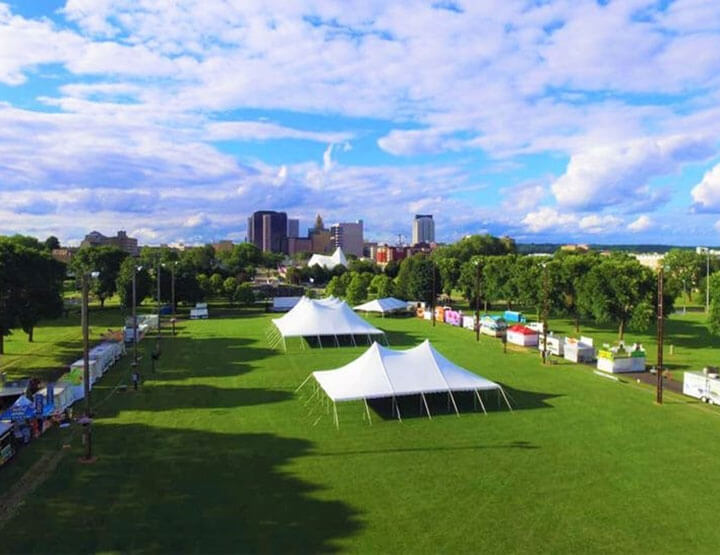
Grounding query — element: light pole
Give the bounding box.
[132,265,142,367]
[474,259,481,342]
[657,267,665,405]
[431,261,436,327]
[541,262,550,365]
[171,262,177,336]
[706,248,710,314]
[81,270,99,462]
[156,260,162,340]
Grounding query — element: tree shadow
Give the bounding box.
[367,386,561,421]
[94,384,292,418]
[1,425,362,553]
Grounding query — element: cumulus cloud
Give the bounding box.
[206,121,353,144]
[627,215,653,232]
[691,164,720,212]
[522,207,622,235]
[552,135,715,212]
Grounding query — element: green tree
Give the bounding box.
[434,256,461,296]
[396,255,440,305]
[326,274,350,298]
[554,252,599,332]
[179,245,216,274]
[577,258,656,339]
[708,273,720,335]
[348,259,379,274]
[368,274,394,299]
[345,273,372,306]
[384,259,400,279]
[44,235,60,250]
[116,259,152,308]
[223,277,238,304]
[209,273,225,297]
[71,246,128,307]
[457,258,487,310]
[234,283,256,306]
[664,249,704,302]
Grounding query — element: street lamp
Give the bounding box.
[706,248,711,314]
[474,258,482,342]
[432,261,436,327]
[132,265,142,367]
[162,261,179,336]
[156,260,162,340]
[657,266,665,404]
[80,270,99,462]
[541,262,550,365]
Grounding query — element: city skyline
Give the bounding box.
[2,1,720,245]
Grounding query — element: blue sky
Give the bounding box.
[2,0,720,246]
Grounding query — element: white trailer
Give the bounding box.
[683,371,720,405]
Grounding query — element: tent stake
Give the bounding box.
[475,389,487,415]
[421,393,432,420]
[364,398,372,426]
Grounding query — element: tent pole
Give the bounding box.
[499,387,513,412]
[351,334,357,347]
[334,334,339,347]
[421,393,432,420]
[393,396,402,422]
[294,374,313,393]
[333,402,339,430]
[317,335,323,349]
[283,336,287,353]
[364,398,372,426]
[475,389,487,415]
[448,390,461,417]
[367,334,371,345]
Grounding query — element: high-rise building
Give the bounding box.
[287,219,299,238]
[412,214,435,245]
[247,210,288,253]
[330,220,364,257]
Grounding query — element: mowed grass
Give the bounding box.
[2,309,720,552]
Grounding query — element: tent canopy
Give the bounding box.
[354,297,408,314]
[308,247,348,270]
[273,296,384,338]
[312,340,503,402]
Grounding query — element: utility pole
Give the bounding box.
[171,263,176,336]
[81,272,92,460]
[475,260,481,342]
[542,263,550,365]
[657,267,664,405]
[432,261,436,327]
[156,260,162,340]
[132,266,138,367]
[706,249,710,314]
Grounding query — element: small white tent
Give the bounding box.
[353,297,408,315]
[300,340,511,426]
[269,297,385,350]
[308,247,348,270]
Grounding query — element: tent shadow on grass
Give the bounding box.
[1,424,362,553]
[365,386,561,421]
[93,384,292,418]
[312,440,539,458]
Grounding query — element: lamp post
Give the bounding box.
[432,261,436,327]
[706,248,710,315]
[81,270,99,461]
[474,259,481,342]
[171,262,177,336]
[132,265,142,367]
[657,266,664,405]
[156,260,162,340]
[541,262,550,365]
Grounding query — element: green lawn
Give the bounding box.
[2,308,720,552]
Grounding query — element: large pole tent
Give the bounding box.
[353,297,409,316]
[307,247,348,270]
[267,296,387,351]
[298,340,512,427]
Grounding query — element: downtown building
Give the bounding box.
[330,220,364,258]
[247,210,288,253]
[412,215,435,245]
[81,230,139,256]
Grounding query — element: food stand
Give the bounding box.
[564,336,596,363]
[506,324,539,347]
[480,315,507,337]
[596,342,646,373]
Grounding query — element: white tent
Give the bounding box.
[300,340,511,427]
[269,297,385,350]
[353,297,409,315]
[308,247,348,270]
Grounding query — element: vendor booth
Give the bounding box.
[538,333,563,356]
[506,324,539,347]
[480,315,507,337]
[444,309,462,327]
[564,337,596,363]
[503,310,527,324]
[354,297,409,316]
[190,302,209,319]
[462,315,476,330]
[0,421,14,467]
[596,342,646,373]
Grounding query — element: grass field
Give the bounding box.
[2,307,720,552]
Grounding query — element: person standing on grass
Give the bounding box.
[132,370,141,391]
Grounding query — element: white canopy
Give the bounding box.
[312,340,505,402]
[272,296,384,338]
[308,247,348,269]
[354,297,408,314]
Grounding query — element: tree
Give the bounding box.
[577,258,656,339]
[434,256,461,296]
[384,260,400,278]
[326,274,350,298]
[368,274,394,299]
[180,245,216,275]
[234,283,256,306]
[708,273,720,336]
[457,258,487,310]
[223,277,238,304]
[555,252,599,332]
[285,267,302,285]
[664,249,704,302]
[345,273,372,306]
[44,235,60,250]
[0,239,20,353]
[348,259,379,274]
[396,254,440,304]
[217,243,263,275]
[116,258,152,308]
[71,246,128,307]
[209,273,225,297]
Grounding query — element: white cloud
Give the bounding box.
[522,207,621,235]
[627,215,653,232]
[205,121,353,144]
[552,135,715,212]
[691,164,720,212]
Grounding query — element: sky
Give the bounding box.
[2,0,720,247]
